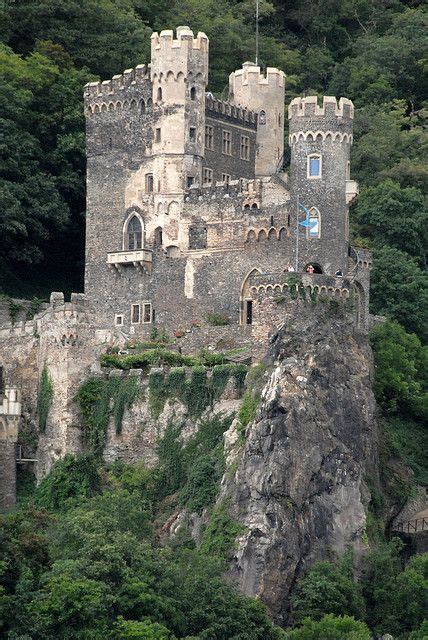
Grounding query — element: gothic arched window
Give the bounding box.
[308,207,320,239]
[127,216,142,250]
[190,86,196,100]
[157,87,162,101]
[259,110,266,125]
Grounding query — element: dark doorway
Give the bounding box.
[305,263,323,274]
[246,300,253,325]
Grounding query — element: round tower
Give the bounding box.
[288,96,356,275]
[229,63,285,177]
[150,26,209,196]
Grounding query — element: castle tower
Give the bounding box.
[288,96,357,275]
[150,27,209,197]
[229,63,285,176]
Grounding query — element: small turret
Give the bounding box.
[229,63,285,177]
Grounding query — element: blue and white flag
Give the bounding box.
[298,202,317,228]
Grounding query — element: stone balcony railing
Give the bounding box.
[345,179,359,204]
[107,249,153,274]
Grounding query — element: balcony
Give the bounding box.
[107,249,152,274]
[346,179,359,204]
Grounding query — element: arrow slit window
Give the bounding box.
[307,154,322,178]
[308,207,320,238]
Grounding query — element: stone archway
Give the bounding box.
[240,268,261,325]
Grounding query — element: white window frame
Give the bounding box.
[307,154,322,179]
[142,301,152,324]
[307,207,321,239]
[115,314,124,326]
[203,168,213,186]
[131,303,141,324]
[222,173,231,184]
[240,135,250,161]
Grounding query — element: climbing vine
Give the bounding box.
[76,375,140,454]
[148,363,247,419]
[37,364,53,432]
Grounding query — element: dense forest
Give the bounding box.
[0,0,427,638]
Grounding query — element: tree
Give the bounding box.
[291,556,365,623]
[284,614,371,640]
[369,246,428,340]
[354,180,427,264]
[370,320,427,419]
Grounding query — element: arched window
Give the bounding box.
[154,227,163,247]
[308,207,320,239]
[127,216,142,250]
[157,87,162,101]
[259,110,266,125]
[140,99,146,114]
[307,154,321,178]
[190,86,196,100]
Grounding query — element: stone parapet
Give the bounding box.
[288,96,354,120]
[205,96,257,127]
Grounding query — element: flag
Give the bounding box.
[298,202,317,228]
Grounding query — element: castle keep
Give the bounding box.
[0,26,371,508]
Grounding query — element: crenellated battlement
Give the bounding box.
[229,63,285,91]
[288,96,354,121]
[205,96,257,127]
[150,26,208,52]
[184,179,263,202]
[84,65,151,100]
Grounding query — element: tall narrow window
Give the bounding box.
[222,130,232,155]
[203,168,213,186]
[127,216,142,250]
[154,227,163,246]
[205,125,214,150]
[308,154,321,178]
[222,173,231,184]
[142,302,152,323]
[190,86,196,100]
[187,176,195,188]
[145,173,154,192]
[157,87,162,101]
[155,128,161,142]
[308,207,321,239]
[245,300,253,325]
[259,110,266,125]
[240,135,250,160]
[131,303,140,324]
[346,161,350,179]
[189,127,196,142]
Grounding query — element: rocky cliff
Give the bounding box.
[220,301,378,623]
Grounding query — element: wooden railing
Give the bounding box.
[393,518,428,534]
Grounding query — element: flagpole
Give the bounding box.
[255,0,259,65]
[295,194,299,272]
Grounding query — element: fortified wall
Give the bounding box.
[0,25,373,510]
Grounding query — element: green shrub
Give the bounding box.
[283,614,371,640]
[37,364,53,432]
[238,390,260,428]
[34,454,101,511]
[206,312,229,326]
[200,503,245,559]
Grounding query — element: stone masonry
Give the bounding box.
[0,25,372,508]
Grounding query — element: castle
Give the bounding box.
[0,26,371,508]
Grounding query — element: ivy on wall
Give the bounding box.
[148,364,247,419]
[37,364,53,432]
[76,375,140,454]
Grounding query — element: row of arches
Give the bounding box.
[243,202,259,210]
[289,130,353,144]
[152,70,204,83]
[87,97,153,116]
[249,283,349,298]
[246,227,289,242]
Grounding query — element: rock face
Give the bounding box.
[221,303,378,624]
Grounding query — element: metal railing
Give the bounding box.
[393,518,428,534]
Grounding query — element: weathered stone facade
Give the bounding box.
[0,25,372,509]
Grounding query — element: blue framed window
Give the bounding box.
[308,154,321,178]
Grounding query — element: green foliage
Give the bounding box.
[37,364,53,432]
[206,312,229,326]
[238,390,260,428]
[76,375,140,453]
[370,320,427,419]
[361,541,428,637]
[154,415,232,513]
[34,453,101,511]
[26,295,45,319]
[284,614,371,640]
[200,502,245,559]
[291,553,366,623]
[383,417,428,486]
